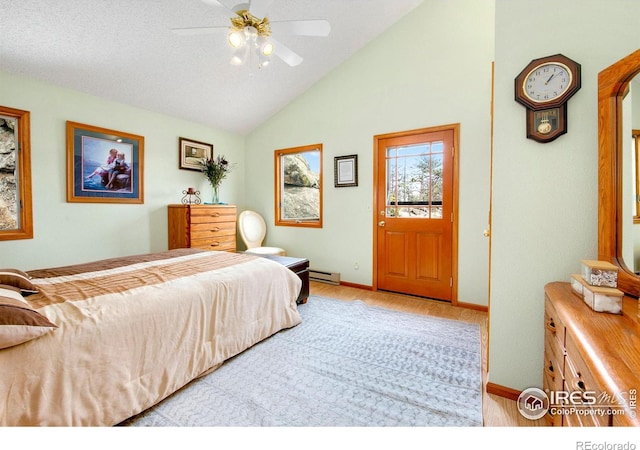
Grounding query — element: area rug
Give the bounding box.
[120,296,482,427]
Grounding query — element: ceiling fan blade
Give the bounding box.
[270,37,303,67]
[171,26,229,35]
[270,20,331,37]
[200,0,235,15]
[248,0,274,19]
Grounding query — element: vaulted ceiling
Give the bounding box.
[0,0,424,135]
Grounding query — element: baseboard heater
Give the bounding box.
[309,269,341,285]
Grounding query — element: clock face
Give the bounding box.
[523,62,573,104]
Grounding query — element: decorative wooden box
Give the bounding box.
[570,274,623,315]
[580,259,618,288]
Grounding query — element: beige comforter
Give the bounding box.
[0,249,302,426]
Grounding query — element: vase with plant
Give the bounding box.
[200,154,234,204]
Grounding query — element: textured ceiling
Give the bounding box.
[0,0,424,135]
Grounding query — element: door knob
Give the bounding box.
[378,221,385,227]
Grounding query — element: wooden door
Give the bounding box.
[374,126,457,301]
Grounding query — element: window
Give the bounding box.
[0,106,33,241]
[385,141,444,218]
[274,144,322,228]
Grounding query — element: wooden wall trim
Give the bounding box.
[485,381,520,401]
[339,281,372,291]
[457,301,488,313]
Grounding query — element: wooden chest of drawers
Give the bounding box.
[168,204,237,252]
[543,296,565,426]
[544,282,640,427]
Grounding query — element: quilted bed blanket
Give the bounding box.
[0,249,301,426]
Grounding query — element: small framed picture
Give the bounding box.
[66,121,144,204]
[179,137,212,171]
[334,154,358,187]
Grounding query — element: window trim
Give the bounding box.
[274,143,323,228]
[0,106,33,241]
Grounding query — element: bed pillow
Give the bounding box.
[0,268,38,294]
[0,284,57,350]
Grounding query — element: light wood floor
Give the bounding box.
[309,281,547,427]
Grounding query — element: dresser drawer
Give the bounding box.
[544,340,564,389]
[544,337,565,426]
[543,356,564,426]
[190,234,236,251]
[562,381,610,427]
[561,400,584,427]
[544,294,567,426]
[189,207,236,224]
[564,334,612,426]
[544,296,565,344]
[190,221,236,239]
[544,325,564,376]
[544,295,566,382]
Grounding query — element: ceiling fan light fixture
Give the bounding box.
[230,44,249,66]
[258,52,271,69]
[257,36,274,56]
[228,29,244,48]
[244,26,258,42]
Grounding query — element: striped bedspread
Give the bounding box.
[0,249,302,426]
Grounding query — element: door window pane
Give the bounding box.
[385,141,444,219]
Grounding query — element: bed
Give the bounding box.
[0,248,302,426]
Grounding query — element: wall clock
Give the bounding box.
[514,54,581,143]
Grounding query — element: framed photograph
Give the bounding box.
[66,121,144,204]
[334,154,358,187]
[179,137,212,171]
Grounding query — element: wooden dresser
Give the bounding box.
[544,282,640,426]
[168,204,237,252]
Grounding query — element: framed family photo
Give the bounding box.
[66,121,144,204]
[334,154,358,187]
[179,137,212,171]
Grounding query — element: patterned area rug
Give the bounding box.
[121,296,482,427]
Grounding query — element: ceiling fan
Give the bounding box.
[172,0,331,68]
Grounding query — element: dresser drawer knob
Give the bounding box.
[210,242,220,247]
[545,360,555,381]
[545,318,556,335]
[210,213,220,217]
[571,377,587,394]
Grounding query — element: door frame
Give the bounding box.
[372,123,460,304]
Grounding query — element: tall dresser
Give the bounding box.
[168,204,237,252]
[543,282,640,426]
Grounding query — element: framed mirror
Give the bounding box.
[0,106,32,241]
[633,130,640,224]
[598,49,640,297]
